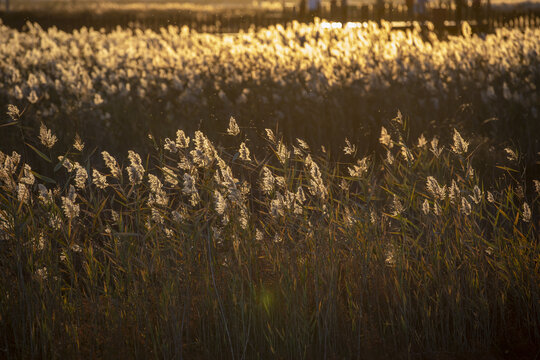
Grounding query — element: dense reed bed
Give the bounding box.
[0,107,538,358]
[0,21,539,160]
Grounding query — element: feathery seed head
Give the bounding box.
[392,195,404,216]
[227,116,240,136]
[343,138,356,155]
[260,166,275,195]
[451,129,469,155]
[430,137,443,158]
[422,199,430,215]
[379,127,393,148]
[265,129,276,143]
[449,179,460,204]
[101,151,121,178]
[17,184,30,204]
[73,164,88,189]
[239,142,251,161]
[92,169,108,189]
[426,176,446,200]
[522,202,531,222]
[73,134,85,151]
[461,197,472,216]
[417,134,427,148]
[214,190,227,215]
[296,138,310,151]
[504,148,518,162]
[277,141,290,164]
[433,201,442,215]
[176,130,190,148]
[7,104,20,120]
[400,144,414,163]
[385,150,394,165]
[162,167,178,186]
[348,157,369,178]
[182,173,200,206]
[39,123,57,149]
[126,150,145,185]
[62,185,79,219]
[533,180,540,196]
[147,174,168,207]
[305,155,327,200]
[471,185,483,204]
[20,164,35,185]
[164,138,178,153]
[57,156,74,172]
[295,186,306,203]
[392,110,403,125]
[37,184,53,205]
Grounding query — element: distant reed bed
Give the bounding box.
[0,21,538,163]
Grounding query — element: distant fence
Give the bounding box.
[489,8,540,28]
[0,2,539,33]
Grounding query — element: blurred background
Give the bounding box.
[1,0,539,33]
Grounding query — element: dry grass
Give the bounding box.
[0,108,538,358]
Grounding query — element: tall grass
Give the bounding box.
[0,22,538,164]
[0,106,538,358]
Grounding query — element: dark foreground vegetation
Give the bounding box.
[0,105,539,358]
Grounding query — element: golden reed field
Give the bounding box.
[0,16,539,359]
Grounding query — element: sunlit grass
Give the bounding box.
[0,21,538,159]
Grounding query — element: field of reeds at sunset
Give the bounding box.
[0,18,539,359]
